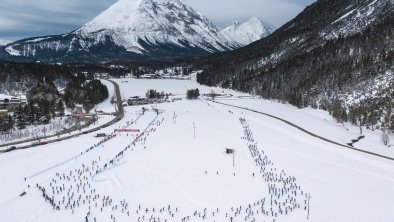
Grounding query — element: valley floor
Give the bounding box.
[0,78,393,222]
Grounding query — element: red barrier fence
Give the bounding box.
[114,129,140,133]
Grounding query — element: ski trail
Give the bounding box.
[267,143,394,183]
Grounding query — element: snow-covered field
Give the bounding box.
[94,80,116,114]
[0,78,393,222]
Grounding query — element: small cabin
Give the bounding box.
[74,105,84,114]
[226,148,234,154]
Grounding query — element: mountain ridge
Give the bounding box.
[0,0,271,62]
[220,17,274,46]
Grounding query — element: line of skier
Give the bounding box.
[239,117,308,221]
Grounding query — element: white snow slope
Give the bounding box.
[221,17,274,46]
[0,78,393,222]
[0,39,12,46]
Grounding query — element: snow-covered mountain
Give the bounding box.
[0,0,240,62]
[0,39,12,46]
[221,17,274,46]
[77,0,233,54]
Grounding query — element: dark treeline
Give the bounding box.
[69,61,195,78]
[186,89,200,100]
[0,61,72,93]
[68,63,129,78]
[145,89,166,99]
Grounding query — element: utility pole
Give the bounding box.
[193,122,195,139]
[233,148,235,167]
[307,193,311,220]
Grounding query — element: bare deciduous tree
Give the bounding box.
[381,131,390,146]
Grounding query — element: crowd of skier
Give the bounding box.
[25,108,309,222]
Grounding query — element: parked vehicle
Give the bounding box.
[31,139,48,146]
[31,141,40,146]
[6,146,17,152]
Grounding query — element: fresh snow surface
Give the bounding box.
[221,17,274,46]
[0,94,26,100]
[0,78,393,222]
[0,39,12,46]
[94,80,117,114]
[5,45,21,56]
[24,37,52,43]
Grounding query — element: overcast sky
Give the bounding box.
[0,0,315,41]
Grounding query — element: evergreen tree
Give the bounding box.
[26,103,37,125]
[6,115,14,132]
[288,92,303,108]
[15,104,26,130]
[186,88,200,100]
[0,115,13,133]
[0,116,5,133]
[57,100,65,117]
[42,100,51,124]
[331,98,344,122]
[384,96,392,130]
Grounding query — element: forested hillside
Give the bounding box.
[0,61,72,93]
[197,0,394,131]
